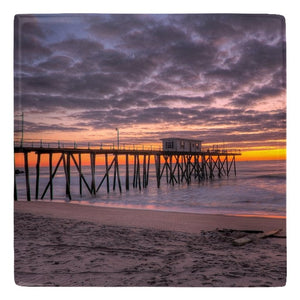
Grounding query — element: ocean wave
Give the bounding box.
[254,174,286,180]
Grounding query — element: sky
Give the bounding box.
[14,14,286,160]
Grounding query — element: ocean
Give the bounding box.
[15,160,286,217]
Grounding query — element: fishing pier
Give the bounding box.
[14,139,241,201]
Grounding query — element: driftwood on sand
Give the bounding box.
[233,229,282,246]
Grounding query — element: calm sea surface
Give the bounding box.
[15,160,286,217]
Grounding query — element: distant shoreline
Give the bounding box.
[14,199,287,220]
[14,201,286,235]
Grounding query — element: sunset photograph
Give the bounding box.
[13,13,286,288]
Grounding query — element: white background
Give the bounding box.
[1,0,299,299]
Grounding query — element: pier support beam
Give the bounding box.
[155,154,161,188]
[143,155,147,188]
[146,154,150,187]
[35,153,41,199]
[125,154,129,190]
[63,153,71,200]
[49,153,53,199]
[133,154,141,190]
[226,155,229,176]
[24,151,31,201]
[79,153,82,196]
[70,153,92,195]
[142,154,150,188]
[133,155,137,188]
[97,154,115,193]
[90,153,96,195]
[41,153,64,200]
[105,153,110,193]
[137,155,141,190]
[115,154,122,193]
[14,158,17,201]
[234,156,237,176]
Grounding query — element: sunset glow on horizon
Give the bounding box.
[14,147,286,168]
[14,14,286,165]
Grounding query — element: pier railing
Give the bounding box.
[14,139,163,151]
[14,139,241,154]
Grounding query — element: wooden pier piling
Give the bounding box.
[234,156,237,176]
[155,154,161,188]
[90,153,96,195]
[24,151,31,201]
[105,153,110,193]
[14,158,17,201]
[115,154,122,193]
[125,154,129,190]
[41,153,63,199]
[79,153,82,196]
[49,153,53,199]
[63,153,71,200]
[35,153,40,199]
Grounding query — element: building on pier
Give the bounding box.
[161,138,202,152]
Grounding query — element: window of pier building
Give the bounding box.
[165,141,174,149]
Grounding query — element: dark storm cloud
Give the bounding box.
[154,65,199,87]
[168,40,217,69]
[14,14,286,145]
[96,49,158,81]
[123,23,187,51]
[87,14,148,39]
[241,39,285,70]
[15,94,110,112]
[70,103,285,142]
[152,94,211,106]
[230,85,285,108]
[38,55,74,70]
[14,15,52,64]
[18,70,129,98]
[50,38,104,57]
[206,39,285,88]
[14,119,83,134]
[175,14,285,44]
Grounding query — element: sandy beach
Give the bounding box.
[14,201,286,287]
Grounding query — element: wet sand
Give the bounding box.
[14,201,286,287]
